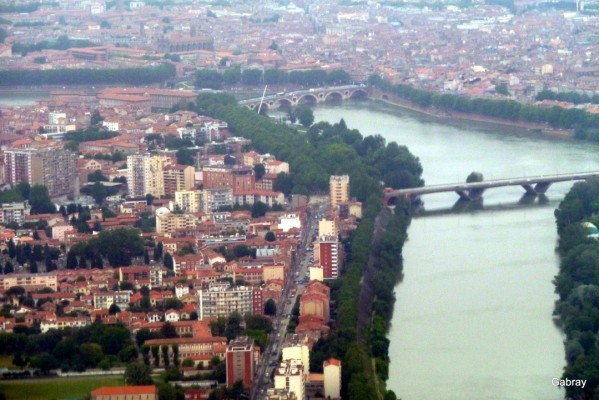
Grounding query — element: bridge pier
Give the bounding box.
[455,190,471,201]
[521,182,552,195]
[522,184,536,195]
[455,189,485,201]
[534,182,552,194]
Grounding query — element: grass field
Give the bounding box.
[0,375,125,400]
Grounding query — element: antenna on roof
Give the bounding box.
[257,85,268,115]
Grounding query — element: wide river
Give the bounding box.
[313,101,599,400]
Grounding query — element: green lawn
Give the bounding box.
[0,375,125,400]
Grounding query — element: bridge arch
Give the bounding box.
[278,98,293,110]
[350,89,369,100]
[297,94,318,105]
[324,92,343,102]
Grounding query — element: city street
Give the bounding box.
[250,201,327,399]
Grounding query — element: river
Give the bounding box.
[0,90,50,106]
[312,101,599,400]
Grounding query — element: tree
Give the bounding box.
[161,322,178,338]
[264,298,277,316]
[254,164,265,180]
[66,251,78,269]
[30,353,58,374]
[154,242,163,261]
[161,345,170,367]
[265,231,276,242]
[274,172,293,197]
[466,172,484,183]
[108,303,121,315]
[80,343,104,367]
[124,361,153,385]
[29,185,55,214]
[15,182,31,200]
[88,170,108,182]
[495,83,510,96]
[297,107,314,128]
[251,201,268,218]
[164,298,184,311]
[194,69,223,89]
[91,182,107,204]
[163,253,174,271]
[4,261,14,274]
[224,311,244,341]
[8,239,16,259]
[144,248,150,264]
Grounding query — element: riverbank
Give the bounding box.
[375,92,574,139]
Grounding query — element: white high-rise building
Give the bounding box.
[274,359,305,400]
[126,154,149,198]
[126,154,171,198]
[282,334,310,382]
[324,358,341,400]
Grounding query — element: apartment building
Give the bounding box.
[0,201,31,224]
[155,208,196,235]
[197,282,255,319]
[329,175,350,207]
[126,154,172,198]
[323,359,342,400]
[175,190,203,213]
[0,272,58,292]
[4,147,76,197]
[144,336,227,367]
[274,360,305,400]
[282,334,310,382]
[314,235,341,279]
[226,336,256,389]
[163,165,195,196]
[202,188,233,213]
[93,291,131,310]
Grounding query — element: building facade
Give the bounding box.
[329,175,350,207]
[226,336,256,389]
[197,282,254,319]
[274,360,305,400]
[4,147,76,197]
[175,190,203,213]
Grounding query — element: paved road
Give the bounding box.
[250,202,328,399]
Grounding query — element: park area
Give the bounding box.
[0,375,124,400]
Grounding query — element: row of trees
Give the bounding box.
[0,322,134,373]
[2,240,60,274]
[536,89,599,105]
[552,179,599,399]
[368,75,599,138]
[66,227,145,268]
[12,35,93,56]
[308,196,402,400]
[194,67,352,89]
[0,183,54,214]
[193,92,423,200]
[0,63,176,86]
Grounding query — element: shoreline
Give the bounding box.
[375,95,575,139]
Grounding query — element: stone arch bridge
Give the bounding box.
[238,85,370,111]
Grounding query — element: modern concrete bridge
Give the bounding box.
[238,85,369,111]
[384,172,599,204]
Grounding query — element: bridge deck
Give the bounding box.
[388,172,599,197]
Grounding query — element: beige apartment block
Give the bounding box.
[329,175,350,207]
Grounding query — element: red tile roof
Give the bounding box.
[91,385,157,395]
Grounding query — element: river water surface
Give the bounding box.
[312,101,599,400]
